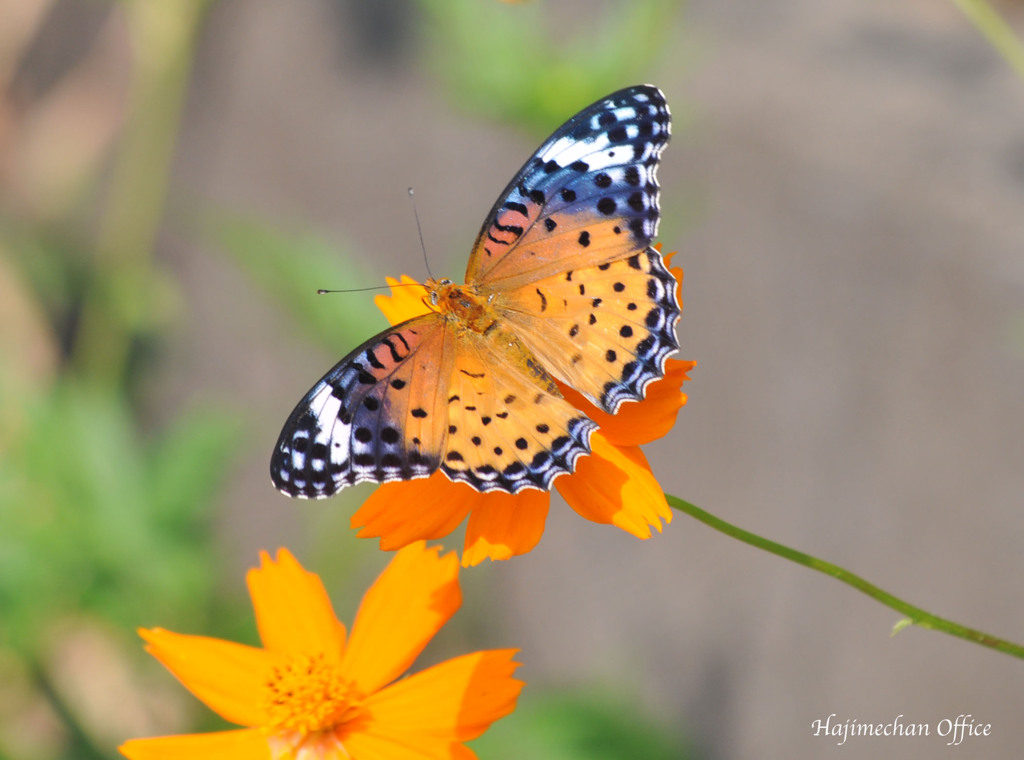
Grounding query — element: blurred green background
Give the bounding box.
[1,1,1023,759]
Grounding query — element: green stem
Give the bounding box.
[665,493,1024,660]
[950,0,1024,80]
[74,0,210,387]
[29,657,109,760]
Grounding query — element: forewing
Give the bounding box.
[465,85,671,290]
[439,326,597,493]
[495,246,680,414]
[271,315,453,498]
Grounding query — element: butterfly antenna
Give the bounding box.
[317,189,435,296]
[317,282,422,295]
[408,187,434,280]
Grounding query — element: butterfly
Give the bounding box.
[272,84,678,497]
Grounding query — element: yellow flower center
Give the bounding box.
[263,652,362,737]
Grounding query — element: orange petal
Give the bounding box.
[557,359,694,447]
[119,729,268,760]
[555,432,672,539]
[339,731,473,760]
[138,628,276,727]
[246,549,346,659]
[461,489,550,567]
[374,275,431,325]
[342,649,522,756]
[351,473,474,551]
[339,542,462,696]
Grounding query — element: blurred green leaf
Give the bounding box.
[0,380,241,653]
[148,406,243,524]
[205,211,386,353]
[470,687,692,760]
[416,0,683,135]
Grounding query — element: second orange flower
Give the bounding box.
[120,542,522,760]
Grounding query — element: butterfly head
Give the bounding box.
[425,277,454,307]
[424,277,497,333]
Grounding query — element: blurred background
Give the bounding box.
[2,0,1023,758]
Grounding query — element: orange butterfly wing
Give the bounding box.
[465,85,679,413]
[271,310,596,496]
[492,245,680,413]
[465,85,670,291]
[271,315,453,498]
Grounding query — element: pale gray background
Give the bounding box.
[155,1,1023,758]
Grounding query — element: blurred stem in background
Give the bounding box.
[1,2,237,759]
[950,0,1024,81]
[74,0,211,389]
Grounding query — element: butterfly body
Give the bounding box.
[273,85,678,498]
[427,278,499,333]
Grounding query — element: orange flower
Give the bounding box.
[356,253,694,567]
[119,543,522,760]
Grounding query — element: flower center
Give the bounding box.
[263,652,361,737]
